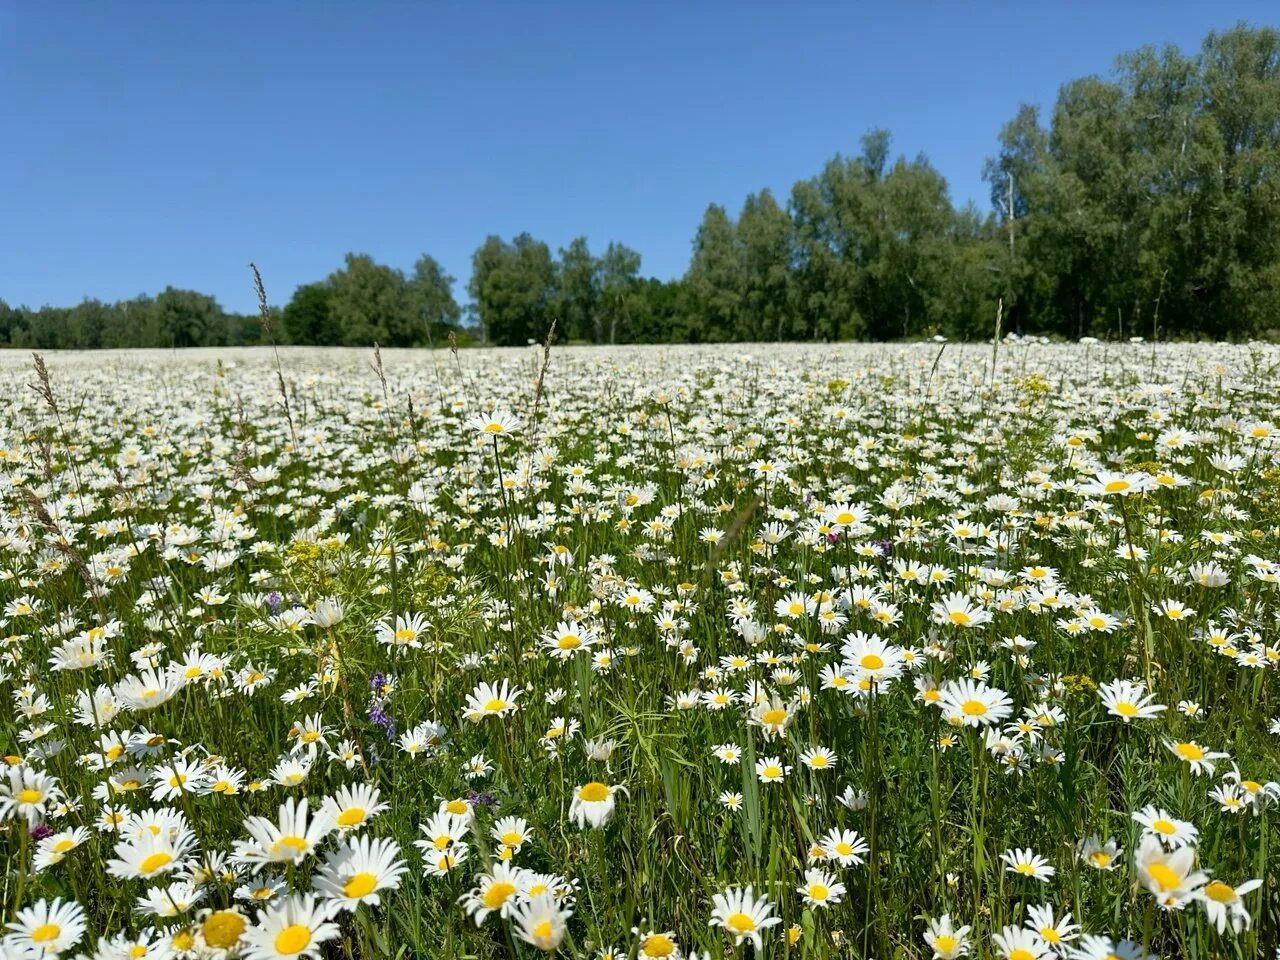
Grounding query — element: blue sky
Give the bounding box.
[2,2,1274,313]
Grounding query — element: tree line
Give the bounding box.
[4,24,1278,348]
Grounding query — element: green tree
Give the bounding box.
[283,283,339,345]
[599,242,641,344]
[552,237,601,343]
[737,189,795,340]
[326,254,412,346]
[683,205,742,341]
[467,234,555,345]
[153,287,227,347]
[407,255,462,345]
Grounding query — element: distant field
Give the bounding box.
[2,341,1278,959]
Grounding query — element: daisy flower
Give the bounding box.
[1024,903,1079,950]
[923,913,971,958]
[0,765,63,825]
[511,892,572,951]
[1199,876,1262,933]
[459,862,530,925]
[1134,835,1208,910]
[233,797,334,869]
[820,827,868,866]
[1077,835,1122,871]
[462,680,523,722]
[796,868,846,907]
[240,893,340,960]
[569,781,626,828]
[1164,739,1228,775]
[320,784,388,832]
[314,836,408,910]
[709,885,781,951]
[1000,847,1055,881]
[992,925,1051,960]
[466,410,522,437]
[754,756,790,783]
[1131,806,1198,849]
[1096,679,1165,723]
[940,679,1013,727]
[4,897,87,957]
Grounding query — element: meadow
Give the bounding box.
[1,340,1278,960]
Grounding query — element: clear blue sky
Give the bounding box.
[2,2,1274,313]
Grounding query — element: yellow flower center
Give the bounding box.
[1090,851,1112,868]
[726,912,757,934]
[934,934,957,952]
[961,699,988,716]
[139,851,173,874]
[1152,818,1176,835]
[484,698,507,713]
[761,708,788,726]
[275,835,309,854]
[274,924,312,955]
[53,838,76,853]
[16,788,42,804]
[202,911,246,948]
[860,654,885,670]
[1040,927,1061,943]
[642,934,675,957]
[482,881,517,910]
[31,924,61,944]
[808,883,829,901]
[762,765,782,778]
[336,807,366,827]
[579,782,610,802]
[1114,702,1138,717]
[501,831,523,846]
[532,920,554,940]
[445,800,468,814]
[1104,480,1131,493]
[1203,881,1236,903]
[557,635,581,649]
[1175,742,1205,761]
[1147,862,1181,891]
[1010,950,1036,960]
[343,872,378,899]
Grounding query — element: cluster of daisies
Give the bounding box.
[0,341,1278,959]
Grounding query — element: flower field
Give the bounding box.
[2,340,1279,960]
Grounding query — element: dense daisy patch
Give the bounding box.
[1,341,1278,959]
